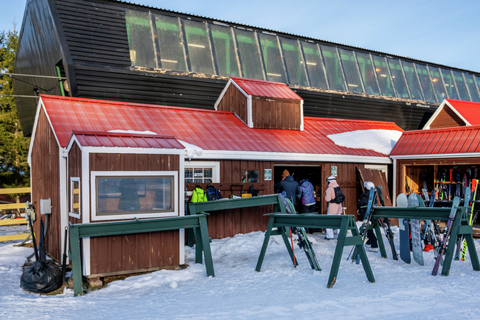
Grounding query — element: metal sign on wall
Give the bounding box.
[331,166,337,177]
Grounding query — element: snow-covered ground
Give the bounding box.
[1,226,480,319]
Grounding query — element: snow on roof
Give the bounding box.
[327,130,403,155]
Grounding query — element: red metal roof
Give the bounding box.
[71,130,184,149]
[230,77,302,100]
[390,125,480,156]
[40,95,402,157]
[445,99,480,125]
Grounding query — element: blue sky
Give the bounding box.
[2,0,479,72]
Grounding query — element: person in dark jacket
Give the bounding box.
[357,181,378,252]
[274,170,301,205]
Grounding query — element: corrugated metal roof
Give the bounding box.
[230,77,302,100]
[72,130,184,149]
[40,95,402,157]
[446,99,480,125]
[390,125,480,156]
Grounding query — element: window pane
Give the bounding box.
[440,69,459,99]
[280,38,308,86]
[402,61,423,100]
[465,74,480,102]
[235,30,264,80]
[452,71,470,100]
[338,49,363,93]
[387,58,409,99]
[242,170,259,183]
[210,24,239,77]
[72,180,80,214]
[320,45,345,91]
[183,20,214,74]
[301,42,328,89]
[97,177,173,215]
[258,33,286,82]
[155,14,186,71]
[355,52,380,95]
[415,64,437,103]
[204,168,212,179]
[372,55,394,97]
[429,66,447,101]
[125,10,156,68]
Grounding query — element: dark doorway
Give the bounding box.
[274,165,322,206]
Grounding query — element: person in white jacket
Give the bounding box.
[324,175,343,239]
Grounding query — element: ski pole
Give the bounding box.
[289,227,296,267]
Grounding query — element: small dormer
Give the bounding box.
[423,99,480,129]
[214,77,304,131]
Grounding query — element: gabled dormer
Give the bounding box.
[423,99,480,129]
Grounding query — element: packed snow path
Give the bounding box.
[1,227,480,319]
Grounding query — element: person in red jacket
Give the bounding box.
[325,176,342,239]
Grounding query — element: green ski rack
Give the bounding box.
[69,214,213,297]
[255,213,375,288]
[370,204,480,276]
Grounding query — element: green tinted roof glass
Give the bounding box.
[301,42,328,89]
[259,33,286,82]
[339,49,363,94]
[356,52,380,95]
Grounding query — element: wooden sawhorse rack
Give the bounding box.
[255,214,375,288]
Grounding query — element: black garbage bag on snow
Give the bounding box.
[20,260,63,294]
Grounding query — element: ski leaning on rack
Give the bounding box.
[376,186,398,260]
[351,187,376,264]
[432,196,460,276]
[396,193,411,264]
[281,195,321,271]
[461,179,478,261]
[409,193,424,265]
[455,189,470,260]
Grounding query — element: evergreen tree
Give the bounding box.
[0,29,30,190]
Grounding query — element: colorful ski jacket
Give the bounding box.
[191,187,207,202]
[299,179,315,206]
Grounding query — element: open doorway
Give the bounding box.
[274,164,322,208]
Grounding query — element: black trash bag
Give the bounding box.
[20,260,63,294]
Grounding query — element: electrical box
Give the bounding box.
[40,199,52,215]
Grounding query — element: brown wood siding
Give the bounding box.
[30,109,62,261]
[88,153,181,275]
[216,84,248,125]
[430,107,465,129]
[186,160,275,239]
[68,141,82,224]
[252,97,301,130]
[321,162,365,218]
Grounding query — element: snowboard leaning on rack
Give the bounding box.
[396,193,410,264]
[408,193,424,266]
[376,186,398,260]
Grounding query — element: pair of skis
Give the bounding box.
[376,186,398,260]
[458,180,478,261]
[350,187,376,264]
[281,195,321,271]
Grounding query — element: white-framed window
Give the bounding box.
[91,171,178,221]
[184,161,220,183]
[69,177,81,219]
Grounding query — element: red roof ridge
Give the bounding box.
[446,98,480,106]
[71,130,176,139]
[304,116,402,127]
[39,94,235,116]
[230,77,289,87]
[402,124,480,135]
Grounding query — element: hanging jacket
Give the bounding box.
[299,179,315,206]
[191,187,207,202]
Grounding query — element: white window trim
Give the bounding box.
[69,177,81,219]
[184,161,220,183]
[90,171,179,222]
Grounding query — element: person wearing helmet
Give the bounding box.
[357,181,378,252]
[324,175,342,240]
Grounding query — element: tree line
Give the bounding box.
[0,28,30,192]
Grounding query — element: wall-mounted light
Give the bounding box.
[375,68,381,72]
[432,78,438,82]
